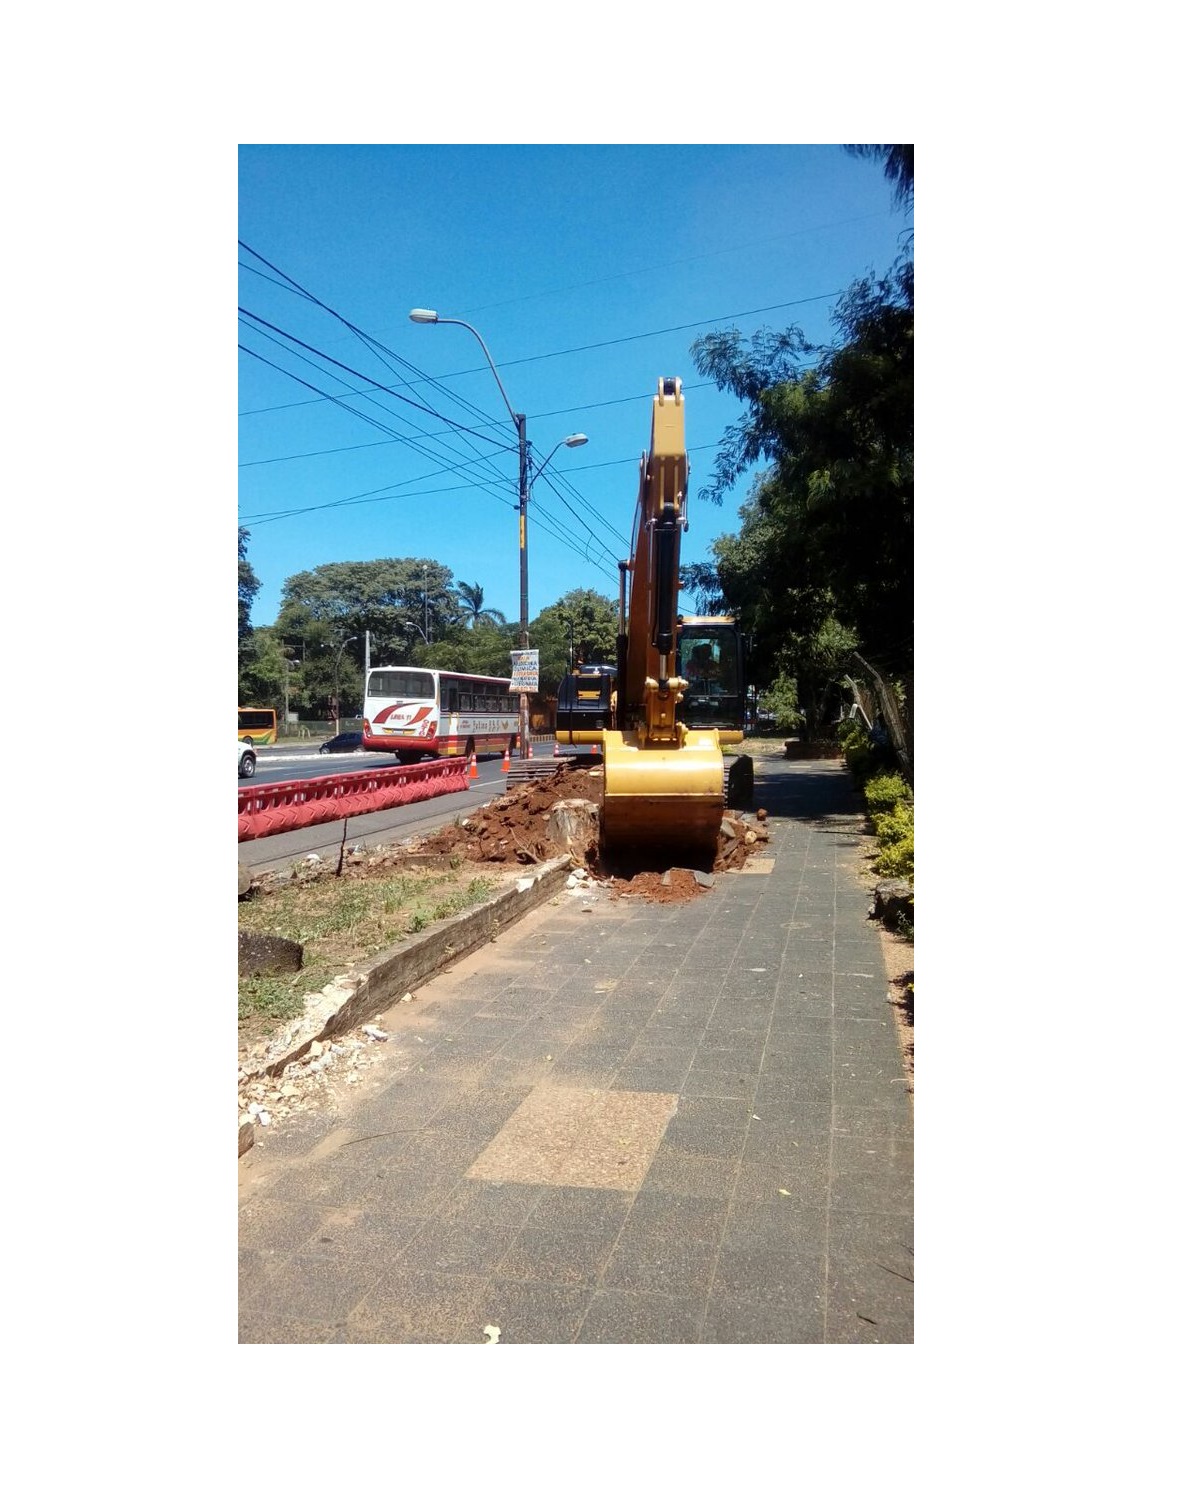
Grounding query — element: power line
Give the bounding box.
[484,291,840,373]
[236,248,837,583]
[238,307,513,450]
[237,302,537,509]
[530,470,625,569]
[238,440,726,529]
[462,210,891,313]
[237,293,838,419]
[237,381,729,468]
[239,242,510,434]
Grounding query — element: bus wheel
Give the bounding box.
[242,735,254,745]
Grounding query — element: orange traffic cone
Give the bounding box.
[502,747,510,773]
[526,743,534,759]
[591,742,599,754]
[468,751,478,779]
[553,740,560,758]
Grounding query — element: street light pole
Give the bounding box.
[409,308,586,761]
[333,635,358,732]
[283,655,296,734]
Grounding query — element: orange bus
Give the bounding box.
[238,707,278,745]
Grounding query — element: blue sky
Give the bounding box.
[238,144,912,633]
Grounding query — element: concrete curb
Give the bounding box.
[254,854,574,1081]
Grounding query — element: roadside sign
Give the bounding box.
[509,649,539,692]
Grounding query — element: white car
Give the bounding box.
[238,742,257,779]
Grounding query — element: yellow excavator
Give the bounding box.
[598,377,746,855]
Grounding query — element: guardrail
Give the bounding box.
[238,759,469,841]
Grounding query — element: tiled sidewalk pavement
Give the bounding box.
[238,756,913,1344]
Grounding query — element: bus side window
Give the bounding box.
[448,689,458,713]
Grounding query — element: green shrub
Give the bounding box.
[873,810,914,878]
[839,719,873,780]
[872,800,914,846]
[864,772,911,815]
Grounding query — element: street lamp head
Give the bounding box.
[409,308,439,324]
[564,433,588,448]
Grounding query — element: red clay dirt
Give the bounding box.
[413,762,769,903]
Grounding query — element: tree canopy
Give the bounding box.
[843,145,913,210]
[238,526,260,645]
[691,256,913,738]
[535,588,620,677]
[236,552,624,721]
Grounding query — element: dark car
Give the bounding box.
[319,731,364,754]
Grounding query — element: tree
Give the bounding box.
[693,263,912,671]
[275,558,457,665]
[679,561,728,616]
[843,144,914,210]
[535,588,620,680]
[692,262,913,754]
[454,581,506,629]
[238,526,260,644]
[237,626,287,711]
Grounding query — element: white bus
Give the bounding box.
[361,667,519,764]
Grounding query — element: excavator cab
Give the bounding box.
[555,665,616,748]
[677,620,745,740]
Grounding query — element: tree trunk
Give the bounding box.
[850,651,913,785]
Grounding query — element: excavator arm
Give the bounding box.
[620,378,690,743]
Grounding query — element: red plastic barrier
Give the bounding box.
[238,759,468,841]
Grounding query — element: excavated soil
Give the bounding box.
[415,762,770,901]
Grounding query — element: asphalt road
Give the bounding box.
[237,741,570,876]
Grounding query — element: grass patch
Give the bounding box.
[238,865,499,1040]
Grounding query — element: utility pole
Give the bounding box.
[408,310,586,760]
[517,413,531,757]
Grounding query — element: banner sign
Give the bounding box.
[509,649,539,693]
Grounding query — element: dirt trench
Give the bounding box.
[411,762,771,902]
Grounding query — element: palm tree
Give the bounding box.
[455,581,506,629]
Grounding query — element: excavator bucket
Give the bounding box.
[600,729,726,856]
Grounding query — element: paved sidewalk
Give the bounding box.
[238,756,913,1343]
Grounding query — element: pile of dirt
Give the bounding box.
[415,762,770,903]
[417,766,606,866]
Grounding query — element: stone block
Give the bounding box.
[238,930,304,976]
